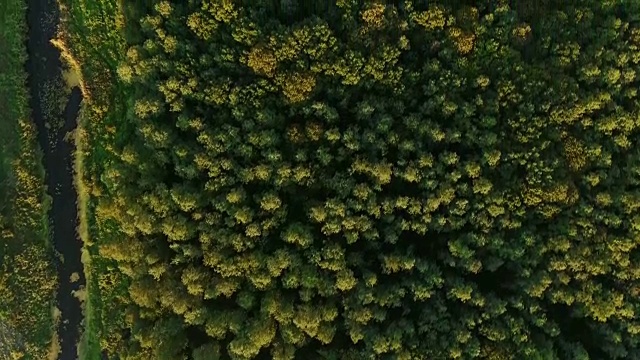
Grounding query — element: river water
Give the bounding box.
[25,0,84,358]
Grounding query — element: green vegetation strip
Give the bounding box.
[68,0,640,359]
[56,0,132,358]
[0,0,57,359]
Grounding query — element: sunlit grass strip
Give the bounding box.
[47,307,61,360]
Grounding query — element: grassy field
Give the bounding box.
[0,0,58,359]
[56,0,133,358]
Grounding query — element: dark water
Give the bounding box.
[25,0,85,359]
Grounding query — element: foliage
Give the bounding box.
[80,0,640,359]
[0,0,57,358]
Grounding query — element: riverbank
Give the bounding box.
[25,0,85,358]
[0,0,57,358]
[54,0,131,358]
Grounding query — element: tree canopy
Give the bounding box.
[94,0,640,358]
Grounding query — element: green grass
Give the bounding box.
[56,0,134,358]
[0,0,58,359]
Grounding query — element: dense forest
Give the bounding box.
[65,0,640,359]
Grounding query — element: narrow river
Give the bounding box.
[25,0,84,359]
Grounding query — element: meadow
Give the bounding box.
[0,0,58,358]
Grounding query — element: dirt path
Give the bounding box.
[25,0,84,359]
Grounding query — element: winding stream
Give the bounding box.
[26,0,84,358]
